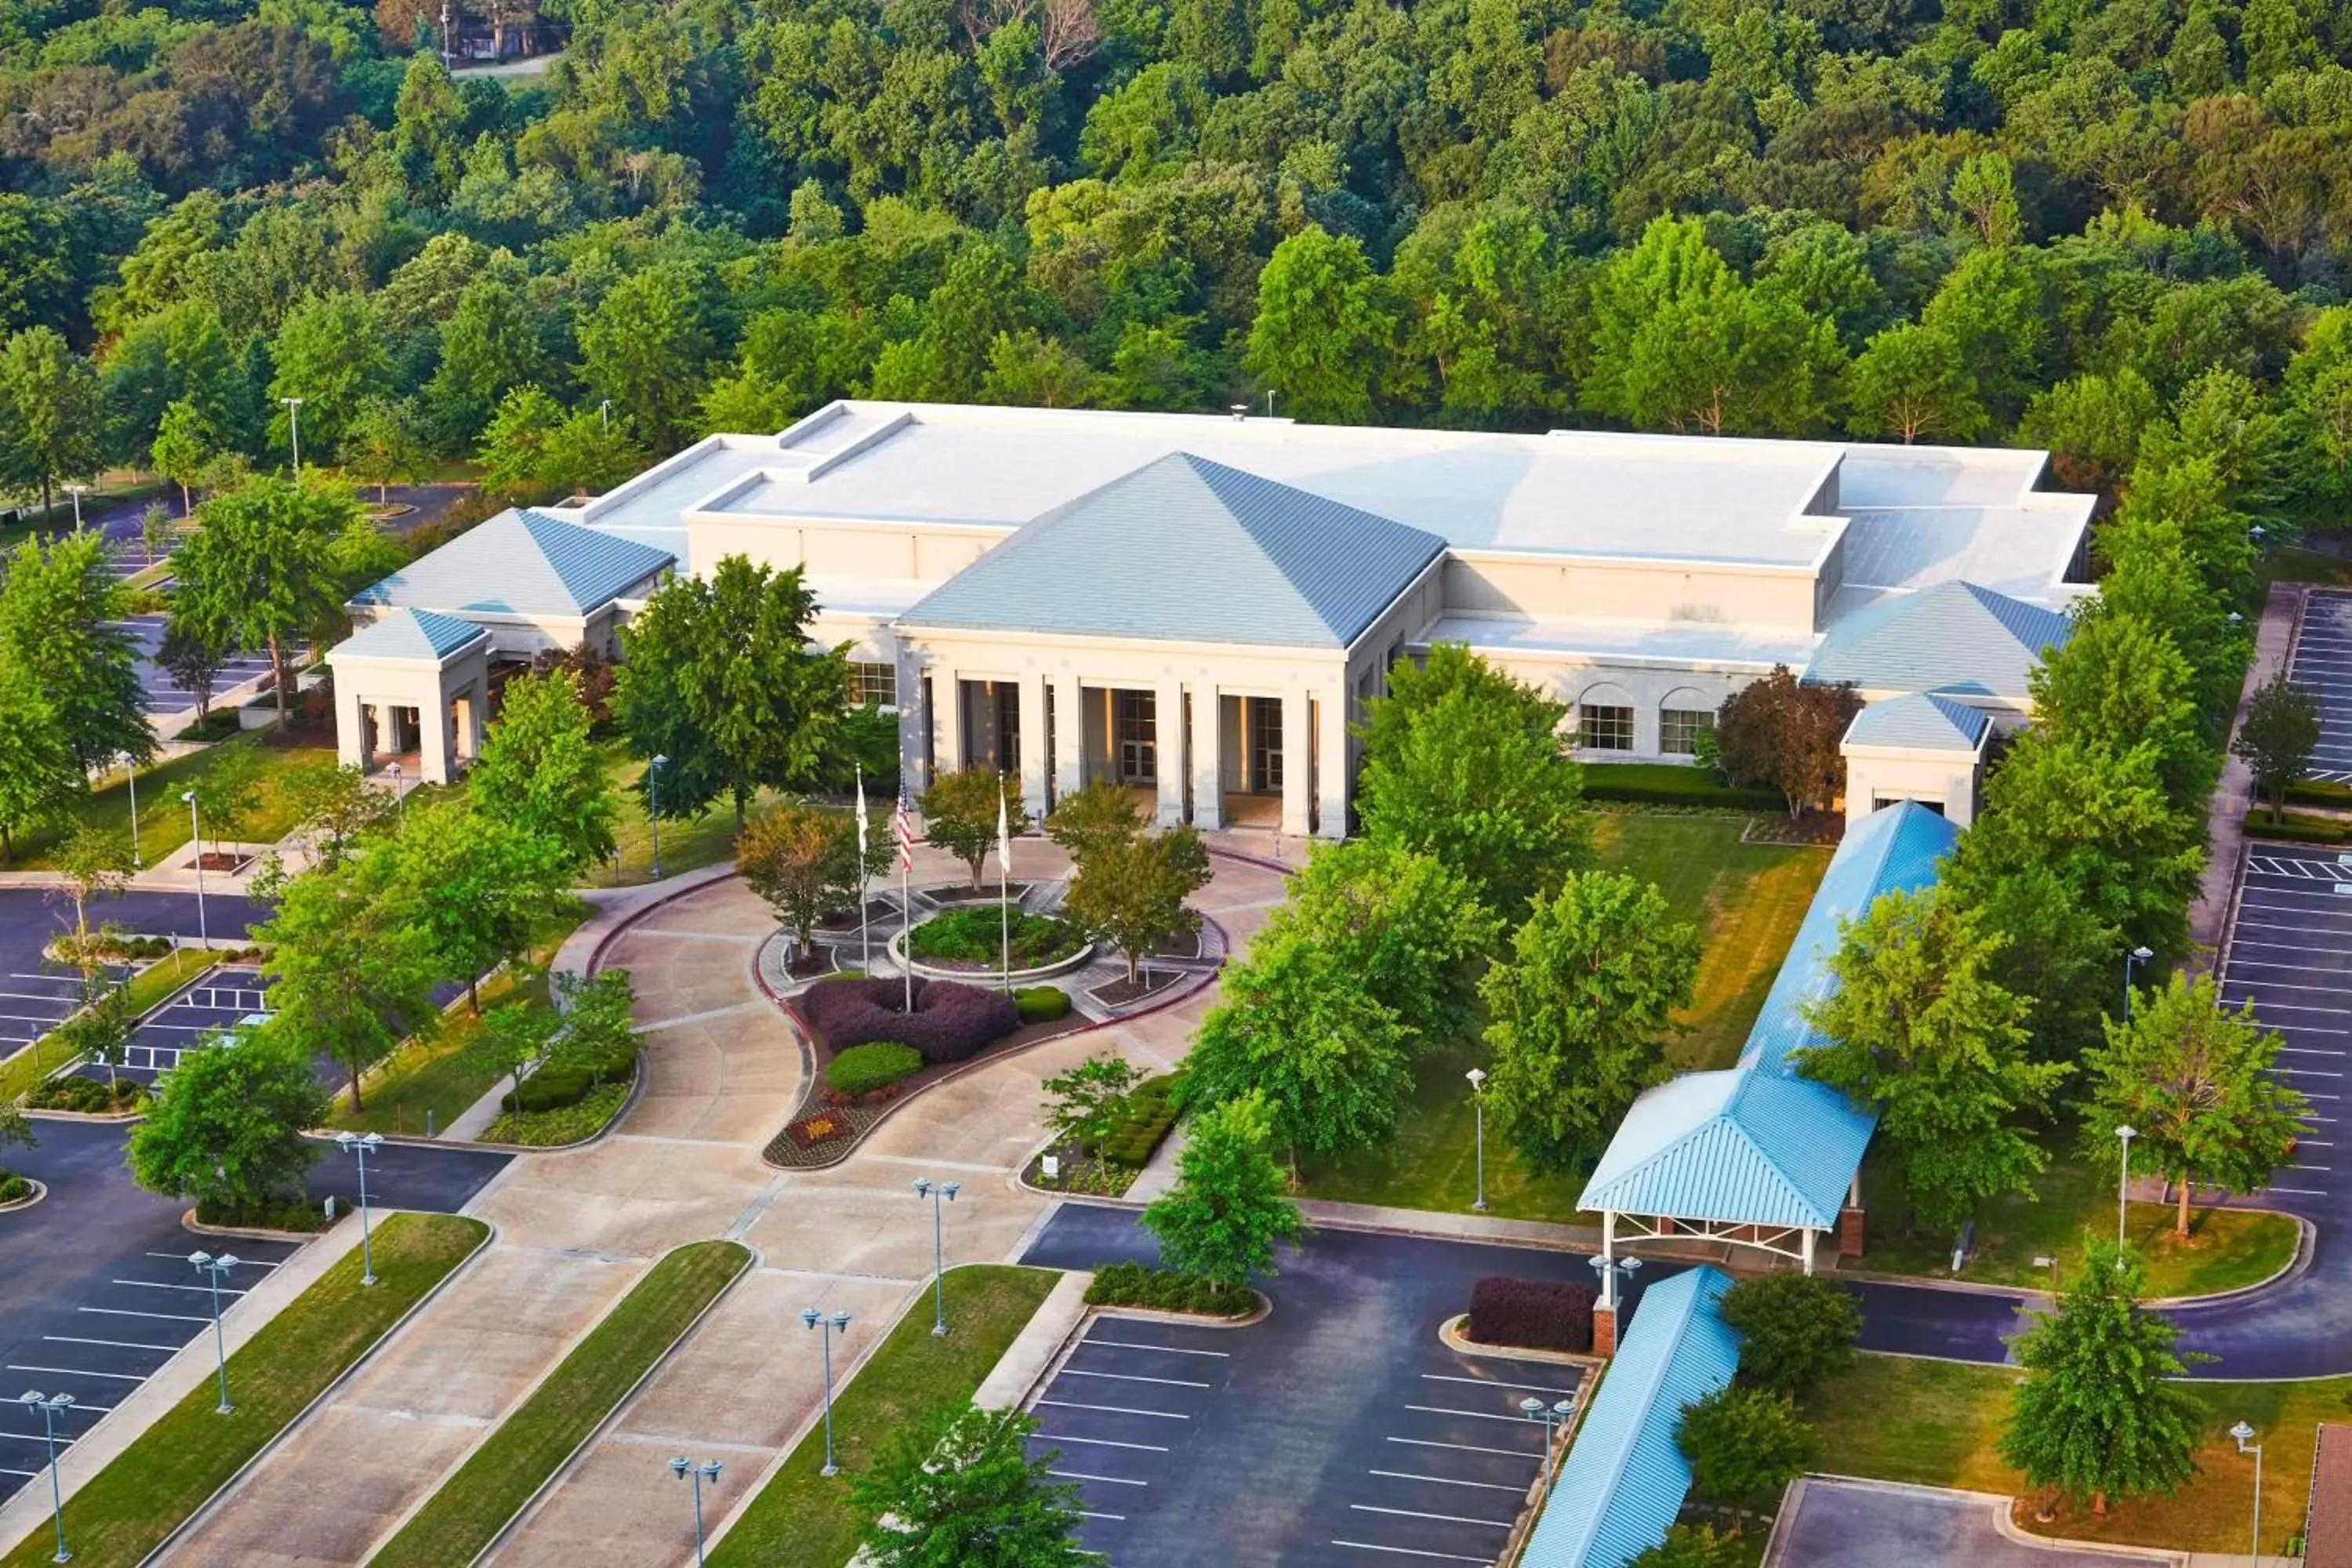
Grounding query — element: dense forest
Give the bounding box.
[5,0,2352,527]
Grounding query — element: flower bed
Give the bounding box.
[908,906,1087,969]
[483,1080,632,1146]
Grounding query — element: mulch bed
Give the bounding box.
[1090,970,1186,1008]
[782,946,837,980]
[816,898,902,932]
[193,851,254,873]
[924,881,1036,905]
[1149,931,1203,961]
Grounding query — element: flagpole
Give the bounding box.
[855,766,870,976]
[998,782,1011,994]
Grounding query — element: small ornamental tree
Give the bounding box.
[921,766,1029,887]
[1713,665,1864,819]
[2082,971,2308,1237]
[466,669,618,876]
[1719,1273,1863,1398]
[1676,1385,1816,1513]
[1998,1242,2206,1519]
[278,759,397,871]
[1060,826,1210,985]
[1041,1052,1145,1163]
[850,1402,1102,1568]
[189,739,264,859]
[129,1025,331,1214]
[1631,1525,1752,1568]
[260,844,441,1109]
[738,800,873,955]
[1044,778,1144,864]
[53,824,132,938]
[386,799,572,1012]
[55,970,137,1094]
[2233,672,2322,822]
[1142,1090,1307,1294]
[158,614,229,722]
[0,1094,32,1171]
[1482,869,1699,1174]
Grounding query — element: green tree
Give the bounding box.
[738,800,871,955]
[1841,322,1984,442]
[1713,666,1862,821]
[477,384,568,503]
[387,799,572,1012]
[392,53,467,196]
[920,766,1032,887]
[465,669,617,876]
[2085,971,2308,1238]
[1676,1385,1815,1512]
[1041,1053,1145,1164]
[428,280,546,452]
[1244,227,1396,423]
[1630,1526,1751,1568]
[260,845,441,1109]
[2030,609,2215,811]
[850,1402,1102,1568]
[2233,673,2322,822]
[1719,1272,1862,1398]
[1253,839,1500,1043]
[53,824,132,939]
[0,326,104,516]
[1141,1090,1307,1294]
[2017,370,2162,495]
[278,758,396,870]
[0,528,152,775]
[577,260,719,449]
[190,740,264,858]
[1356,644,1590,917]
[341,396,425,503]
[1044,779,1145,864]
[615,555,849,829]
[0,664,80,865]
[1482,869,1700,1174]
[1998,1242,2205,1519]
[267,291,390,459]
[1061,827,1211,985]
[54,969,137,1094]
[151,397,218,516]
[128,1025,331,1214]
[1797,886,2070,1238]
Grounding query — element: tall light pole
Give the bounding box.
[913,1178,960,1337]
[648,755,667,880]
[802,1308,852,1475]
[666,1457,723,1566]
[181,789,208,946]
[1589,1253,1642,1317]
[188,1250,239,1414]
[383,760,404,821]
[64,483,85,532]
[1466,1067,1489,1213]
[336,1131,383,1285]
[599,399,612,431]
[1517,1395,1578,1486]
[19,1390,74,1563]
[2123,945,2154,1022]
[2115,1123,2138,1257]
[281,397,304,477]
[2230,1421,2263,1566]
[122,752,140,869]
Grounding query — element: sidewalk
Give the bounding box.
[2190,581,2304,965]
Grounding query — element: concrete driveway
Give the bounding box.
[1767,1478,2181,1566]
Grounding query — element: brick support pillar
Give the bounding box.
[1839,1205,1867,1258]
[1592,1301,1618,1359]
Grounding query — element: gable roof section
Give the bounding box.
[1806,581,2071,699]
[1521,1266,1741,1568]
[328,607,490,663]
[896,452,1446,648]
[352,509,676,617]
[1843,692,1991,753]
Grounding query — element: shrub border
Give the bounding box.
[885,924,1097,984]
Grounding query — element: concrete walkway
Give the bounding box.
[2189,580,2304,965]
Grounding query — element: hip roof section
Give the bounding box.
[328,606,490,663]
[351,508,676,618]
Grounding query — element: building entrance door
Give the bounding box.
[1116,689,1156,783]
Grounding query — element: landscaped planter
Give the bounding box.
[887,924,1095,985]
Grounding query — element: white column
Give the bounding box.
[1051,676,1084,800]
[1599,1210,1618,1309]
[934,667,964,779]
[1316,679,1348,839]
[1191,684,1222,829]
[1155,677,1186,827]
[372,702,399,757]
[420,694,456,785]
[456,681,486,762]
[1279,688,1312,837]
[1802,1226,1817,1277]
[336,681,369,770]
[1018,673,1049,819]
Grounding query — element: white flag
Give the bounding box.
[996,783,1011,876]
[855,765,869,858]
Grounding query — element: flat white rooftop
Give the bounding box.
[1418,613,1821,671]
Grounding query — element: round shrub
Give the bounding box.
[1014,986,1072,1023]
[505,1068,593,1115]
[827,1042,924,1097]
[0,1171,31,1203]
[799,977,1022,1065]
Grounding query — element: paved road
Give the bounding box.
[2296,588,2352,783]
[1767,1478,2177,1566]
[1019,1203,1626,1568]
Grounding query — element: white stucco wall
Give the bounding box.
[1842,744,1986,828]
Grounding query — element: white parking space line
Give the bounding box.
[1077,1509,1127,1522]
[1329,1541,1493,1563]
[2272,1186,2329,1196]
[78,1306,208,1324]
[111,1279,245,1296]
[1052,1469,1148,1486]
[1060,1369,1212,1389]
[1420,1373,1577,1397]
[1349,1503,1512,1528]
[1369,1468,1526,1493]
[1082,1338,1230,1357]
[1033,1433,1171,1454]
[1404,1404,1540,1424]
[1387,1437,1541,1460]
[42,1335,176,1352]
[5,1365,146,1381]
[0,1468,40,1479]
[1034,1399,1190,1421]
[0,1434,70,1447]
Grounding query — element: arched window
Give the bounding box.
[1574,682,1635,752]
[1659,687,1715,757]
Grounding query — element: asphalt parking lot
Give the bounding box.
[0,889,262,1058]
[2295,588,2352,783]
[2221,840,2352,1215]
[1020,1203,1611,1568]
[0,961,129,1055]
[1766,1478,2176,1566]
[64,964,273,1089]
[111,614,278,717]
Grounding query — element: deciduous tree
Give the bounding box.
[1041,1053,1145,1163]
[850,1402,1102,1568]
[1142,1090,1306,1294]
[2233,672,2321,822]
[129,1025,331,1214]
[0,664,79,866]
[1060,826,1210,985]
[386,799,572,1012]
[920,765,1031,887]
[0,326,103,516]
[1719,1273,1862,1398]
[738,800,871,955]
[1713,666,1862,821]
[466,669,617,876]
[0,528,152,774]
[1676,1386,1815,1512]
[1262,840,1500,1044]
[260,845,441,1109]
[158,613,229,722]
[1044,779,1143,864]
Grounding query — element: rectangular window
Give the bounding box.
[848,660,898,709]
[1116,689,1156,783]
[1579,703,1635,752]
[1661,707,1715,757]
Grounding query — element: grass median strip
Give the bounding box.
[706,1265,1061,1568]
[368,1238,752,1568]
[0,1211,488,1568]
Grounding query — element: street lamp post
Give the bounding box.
[1588,1253,1642,1316]
[2116,1123,2138,1257]
[600,399,612,431]
[188,1250,239,1414]
[2230,1421,2263,1565]
[1466,1067,1489,1213]
[1518,1395,1579,1486]
[181,789,208,946]
[64,483,85,532]
[666,1457,723,1566]
[802,1308,853,1475]
[913,1178,961,1337]
[19,1391,74,1562]
[2123,945,2154,1021]
[123,753,140,869]
[336,1131,383,1284]
[383,760,404,821]
[281,397,304,476]
[648,755,667,880]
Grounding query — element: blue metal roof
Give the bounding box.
[1522,1266,1741,1568]
[1578,802,1958,1230]
[1842,692,1991,752]
[1806,581,2071,699]
[898,452,1446,649]
[353,509,676,617]
[330,607,489,662]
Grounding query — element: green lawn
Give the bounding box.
[368,1240,752,1568]
[4,739,334,872]
[706,1265,1062,1568]
[1853,1152,2303,1300]
[596,749,754,887]
[1296,814,1828,1221]
[0,1213,488,1568]
[1809,1352,2343,1557]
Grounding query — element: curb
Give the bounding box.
[1088,1292,1271,1329]
[183,1209,328,1243]
[438,1063,649,1156]
[1439,1314,1604,1371]
[884,924,1098,985]
[0,1178,45,1214]
[23,1103,146,1123]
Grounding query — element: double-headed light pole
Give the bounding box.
[913,1177,960,1336]
[189,1250,240,1414]
[336,1131,383,1285]
[19,1390,74,1563]
[668,1456,723,1566]
[802,1308,853,1475]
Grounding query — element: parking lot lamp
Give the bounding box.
[2123,945,2154,1021]
[1519,1395,1579,1486]
[666,1457,723,1566]
[1588,1252,1642,1314]
[802,1308,852,1475]
[188,1251,239,1413]
[2230,1421,2263,1564]
[281,397,303,476]
[64,483,85,532]
[913,1178,961,1336]
[181,789,208,945]
[2115,1124,2137,1257]
[336,1131,383,1284]
[648,755,667,880]
[123,753,140,868]
[1466,1068,1489,1213]
[19,1390,74,1562]
[382,760,404,821]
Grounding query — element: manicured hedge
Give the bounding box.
[910,907,1086,967]
[0,1171,31,1203]
[1014,985,1072,1022]
[2288,779,2352,809]
[1466,1275,1596,1352]
[827,1041,924,1096]
[2245,812,2350,844]
[501,1039,641,1115]
[28,1074,144,1112]
[1579,763,1783,811]
[799,976,1021,1065]
[1085,1260,1255,1316]
[1100,1074,1182,1167]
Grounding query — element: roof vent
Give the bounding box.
[1229,404,1247,421]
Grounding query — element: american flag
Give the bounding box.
[893,786,916,870]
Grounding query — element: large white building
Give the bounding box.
[328,401,2096,828]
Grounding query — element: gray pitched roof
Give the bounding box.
[1842,692,1991,751]
[352,509,676,617]
[1805,581,2070,699]
[331,607,490,662]
[897,453,1446,648]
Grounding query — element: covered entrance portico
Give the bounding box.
[325,608,495,786]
